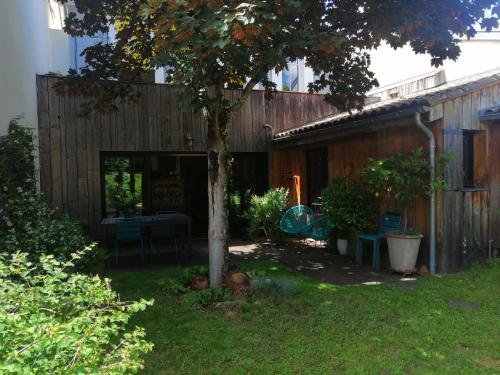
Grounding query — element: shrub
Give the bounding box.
[0,117,105,272]
[0,188,106,272]
[181,287,232,308]
[244,188,289,242]
[321,176,376,237]
[362,148,448,233]
[0,117,36,198]
[0,248,153,374]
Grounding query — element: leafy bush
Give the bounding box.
[0,117,105,272]
[0,117,36,198]
[362,148,448,233]
[181,287,232,308]
[0,188,106,272]
[160,266,209,295]
[243,188,289,242]
[178,265,209,286]
[107,182,142,212]
[0,248,153,374]
[160,278,190,295]
[321,176,376,238]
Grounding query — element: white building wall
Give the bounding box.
[0,0,52,135]
[369,32,500,88]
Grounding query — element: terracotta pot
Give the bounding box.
[387,232,422,272]
[337,238,348,255]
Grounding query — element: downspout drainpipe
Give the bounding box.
[414,111,437,274]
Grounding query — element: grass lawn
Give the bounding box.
[109,260,500,374]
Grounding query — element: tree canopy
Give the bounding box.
[59,0,499,117]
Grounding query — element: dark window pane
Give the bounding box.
[463,132,474,187]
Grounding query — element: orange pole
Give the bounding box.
[293,175,301,205]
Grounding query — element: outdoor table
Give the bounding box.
[101,213,192,254]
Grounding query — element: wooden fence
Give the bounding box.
[36,75,336,234]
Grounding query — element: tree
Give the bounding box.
[56,0,498,286]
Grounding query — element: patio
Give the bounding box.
[106,239,416,287]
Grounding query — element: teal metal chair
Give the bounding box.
[356,213,403,270]
[306,214,332,243]
[279,205,315,239]
[115,218,146,264]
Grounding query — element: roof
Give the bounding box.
[479,105,500,121]
[274,68,500,142]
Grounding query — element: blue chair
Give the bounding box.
[115,218,146,264]
[279,205,315,239]
[306,214,332,244]
[149,218,178,260]
[356,213,403,270]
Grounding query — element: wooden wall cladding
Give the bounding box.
[272,123,431,236]
[36,75,336,234]
[488,122,500,251]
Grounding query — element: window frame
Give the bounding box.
[462,130,475,188]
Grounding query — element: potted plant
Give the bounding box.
[108,184,142,217]
[362,148,447,272]
[322,176,375,255]
[243,187,289,244]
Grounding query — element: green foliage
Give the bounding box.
[362,148,447,232]
[244,188,289,242]
[0,187,106,273]
[0,119,105,272]
[160,266,209,295]
[178,265,209,287]
[110,259,500,374]
[160,278,190,295]
[182,287,232,308]
[0,248,153,374]
[229,189,252,237]
[321,176,376,237]
[107,182,142,212]
[0,118,35,197]
[491,207,500,217]
[58,0,499,115]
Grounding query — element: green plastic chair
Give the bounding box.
[115,218,146,264]
[356,213,403,270]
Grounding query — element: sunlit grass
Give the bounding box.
[109,260,500,374]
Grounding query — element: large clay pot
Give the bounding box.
[337,238,348,255]
[387,232,422,272]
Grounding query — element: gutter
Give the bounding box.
[414,111,437,274]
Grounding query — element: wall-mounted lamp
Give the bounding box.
[263,123,272,130]
[185,133,195,148]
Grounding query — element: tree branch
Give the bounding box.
[227,78,259,122]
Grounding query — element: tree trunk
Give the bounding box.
[207,119,230,287]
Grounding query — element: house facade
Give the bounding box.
[35,75,337,237]
[273,69,500,273]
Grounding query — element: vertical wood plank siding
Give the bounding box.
[36,76,336,235]
[273,81,500,273]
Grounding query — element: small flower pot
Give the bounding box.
[386,232,422,273]
[337,238,348,255]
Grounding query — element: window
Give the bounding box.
[103,156,145,217]
[282,59,299,92]
[463,131,474,188]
